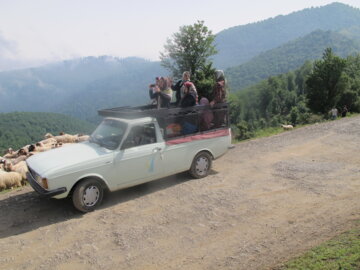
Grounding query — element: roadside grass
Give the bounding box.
[275,221,360,270]
[0,183,27,195]
[232,112,360,144]
[253,126,284,138]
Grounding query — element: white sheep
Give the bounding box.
[10,155,29,165]
[31,143,55,153]
[5,161,28,182]
[281,124,294,130]
[3,148,18,159]
[44,133,54,139]
[54,133,79,144]
[76,134,90,142]
[0,170,22,190]
[38,137,57,146]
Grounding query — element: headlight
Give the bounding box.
[31,169,49,190]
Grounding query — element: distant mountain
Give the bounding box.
[213,2,360,69]
[0,56,166,122]
[226,29,360,91]
[2,2,360,122]
[0,112,96,153]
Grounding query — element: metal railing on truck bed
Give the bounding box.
[98,103,229,140]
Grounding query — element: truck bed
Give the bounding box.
[98,103,229,140]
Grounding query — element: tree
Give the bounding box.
[306,48,347,114]
[160,21,217,81]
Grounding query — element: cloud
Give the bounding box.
[0,32,49,72]
[0,31,18,58]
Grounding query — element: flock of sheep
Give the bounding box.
[0,132,89,191]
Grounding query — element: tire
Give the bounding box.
[189,151,212,178]
[72,178,104,213]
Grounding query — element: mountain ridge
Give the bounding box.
[213,2,360,68]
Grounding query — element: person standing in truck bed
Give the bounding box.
[210,70,227,128]
[149,77,173,108]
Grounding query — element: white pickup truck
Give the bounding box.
[26,104,231,212]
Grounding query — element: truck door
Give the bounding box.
[110,123,165,187]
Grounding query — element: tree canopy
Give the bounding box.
[160,20,217,80]
[306,48,347,113]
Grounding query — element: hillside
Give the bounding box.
[0,112,96,153]
[226,30,360,91]
[213,2,360,68]
[0,57,166,122]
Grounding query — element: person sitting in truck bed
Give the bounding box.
[172,71,197,107]
[180,81,198,107]
[199,97,214,131]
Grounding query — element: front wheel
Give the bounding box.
[72,179,104,212]
[189,151,212,178]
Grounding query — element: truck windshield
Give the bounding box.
[90,119,127,150]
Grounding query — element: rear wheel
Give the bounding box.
[189,151,212,178]
[72,178,104,212]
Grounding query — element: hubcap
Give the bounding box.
[83,186,100,206]
[195,156,209,176]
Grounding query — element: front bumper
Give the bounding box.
[26,172,67,198]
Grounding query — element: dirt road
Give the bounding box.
[1,116,359,270]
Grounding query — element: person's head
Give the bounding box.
[182,71,190,81]
[157,77,165,90]
[159,77,172,90]
[184,81,192,89]
[215,70,225,82]
[199,97,209,106]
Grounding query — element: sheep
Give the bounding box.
[17,147,29,156]
[0,170,22,190]
[44,133,54,139]
[33,143,55,153]
[3,148,18,159]
[11,155,29,165]
[38,137,57,146]
[54,134,78,144]
[281,124,294,130]
[76,134,90,142]
[5,161,28,182]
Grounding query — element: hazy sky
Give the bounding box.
[0,0,359,67]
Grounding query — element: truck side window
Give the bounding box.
[122,123,157,149]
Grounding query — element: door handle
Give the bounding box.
[153,147,162,152]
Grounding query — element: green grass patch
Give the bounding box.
[276,223,360,270]
[0,183,28,195]
[253,126,284,138]
[232,126,289,144]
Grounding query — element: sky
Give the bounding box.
[0,0,360,70]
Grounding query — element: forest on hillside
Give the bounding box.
[0,112,96,154]
[226,29,360,91]
[229,50,360,140]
